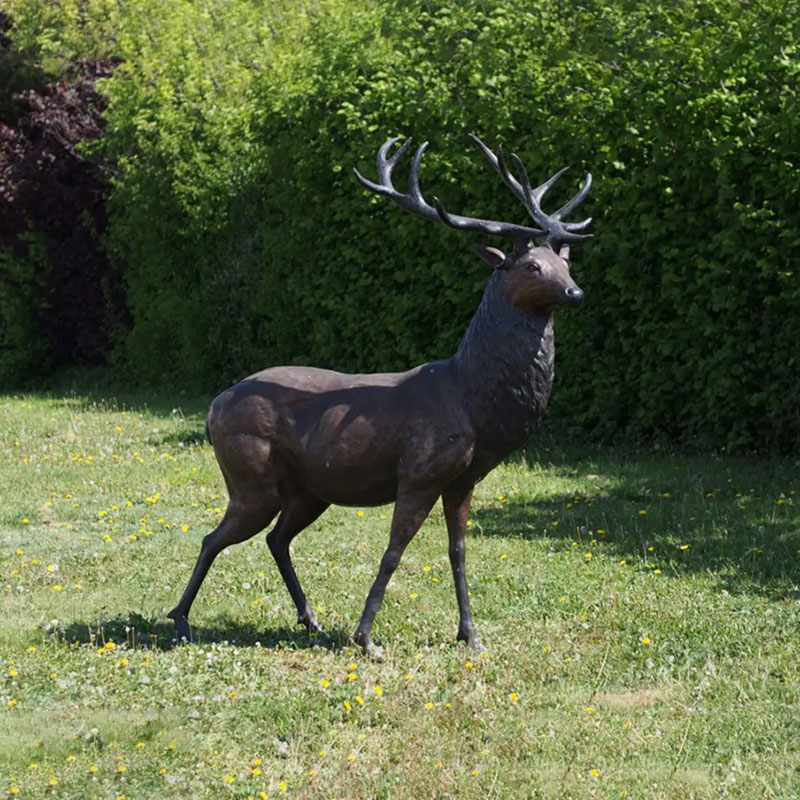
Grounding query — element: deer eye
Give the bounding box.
[528,262,542,274]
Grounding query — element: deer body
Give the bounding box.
[168,135,592,655]
[207,359,473,509]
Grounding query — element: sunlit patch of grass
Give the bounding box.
[0,391,798,798]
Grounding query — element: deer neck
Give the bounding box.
[453,270,555,454]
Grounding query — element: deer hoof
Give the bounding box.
[167,610,192,643]
[364,642,384,661]
[300,612,329,641]
[353,631,383,661]
[458,627,487,654]
[307,625,330,643]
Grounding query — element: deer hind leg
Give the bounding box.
[266,493,329,636]
[167,497,280,642]
[353,488,440,659]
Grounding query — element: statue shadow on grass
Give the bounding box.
[470,448,800,601]
[58,614,351,652]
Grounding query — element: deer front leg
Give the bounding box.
[442,481,484,651]
[353,489,439,659]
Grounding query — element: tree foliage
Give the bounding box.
[0,18,121,382]
[2,0,799,449]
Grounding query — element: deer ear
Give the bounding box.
[558,244,571,262]
[474,245,508,270]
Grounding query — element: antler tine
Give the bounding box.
[553,172,593,221]
[508,150,540,221]
[469,134,527,206]
[353,137,410,196]
[408,141,429,202]
[377,136,412,185]
[530,166,570,207]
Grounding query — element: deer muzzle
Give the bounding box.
[563,286,585,307]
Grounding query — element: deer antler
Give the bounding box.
[354,135,593,250]
[468,134,593,247]
[354,137,549,244]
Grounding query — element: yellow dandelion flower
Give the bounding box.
[355,695,364,705]
[590,768,600,777]
[224,774,235,783]
[49,778,58,786]
[279,780,288,790]
[641,637,651,645]
[424,702,435,709]
[374,686,383,696]
[90,765,99,773]
[509,692,519,702]
[320,678,330,688]
[343,700,351,710]
[584,706,595,713]
[118,764,127,773]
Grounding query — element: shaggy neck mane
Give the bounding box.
[453,269,555,454]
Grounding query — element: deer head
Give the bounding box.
[354,135,592,314]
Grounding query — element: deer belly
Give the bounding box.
[288,410,402,506]
[302,456,399,507]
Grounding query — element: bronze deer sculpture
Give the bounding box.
[167,135,592,657]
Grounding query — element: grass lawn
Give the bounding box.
[1,389,798,799]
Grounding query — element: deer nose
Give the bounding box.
[564,286,584,305]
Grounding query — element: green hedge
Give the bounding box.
[4,0,800,449]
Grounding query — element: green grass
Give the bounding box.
[1,390,798,799]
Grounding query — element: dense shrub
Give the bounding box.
[3,0,799,449]
[0,40,121,383]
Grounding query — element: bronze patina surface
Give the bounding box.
[168,135,593,656]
